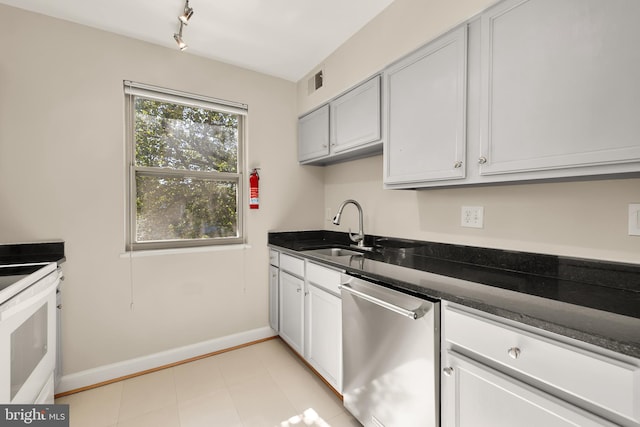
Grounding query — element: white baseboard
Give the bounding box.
[57,326,277,394]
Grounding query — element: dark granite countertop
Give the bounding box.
[0,241,65,265]
[268,231,640,359]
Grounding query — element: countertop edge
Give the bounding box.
[269,243,640,360]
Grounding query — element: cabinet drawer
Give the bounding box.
[269,249,279,267]
[306,262,341,296]
[280,253,304,277]
[445,307,640,423]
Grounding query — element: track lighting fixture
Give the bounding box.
[173,0,193,51]
[179,0,194,25]
[174,22,188,51]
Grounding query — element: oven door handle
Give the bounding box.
[0,276,59,321]
[339,283,428,320]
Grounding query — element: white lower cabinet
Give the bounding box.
[269,264,279,332]
[441,302,640,427]
[279,270,305,355]
[269,249,280,332]
[443,351,615,427]
[305,281,342,392]
[273,252,343,393]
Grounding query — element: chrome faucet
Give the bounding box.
[332,199,372,250]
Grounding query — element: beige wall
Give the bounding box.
[298,0,640,264]
[0,5,324,375]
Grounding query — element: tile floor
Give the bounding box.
[55,338,361,427]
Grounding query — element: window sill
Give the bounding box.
[120,244,251,258]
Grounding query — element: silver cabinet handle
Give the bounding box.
[443,367,454,377]
[454,161,463,168]
[339,284,428,320]
[478,156,487,164]
[296,287,301,293]
[508,347,521,359]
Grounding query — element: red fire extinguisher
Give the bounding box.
[249,168,260,209]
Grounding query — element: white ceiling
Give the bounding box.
[0,0,395,82]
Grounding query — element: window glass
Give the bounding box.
[135,175,238,242]
[134,98,238,173]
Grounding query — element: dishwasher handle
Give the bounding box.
[339,283,428,320]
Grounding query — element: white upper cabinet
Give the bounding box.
[379,0,640,188]
[384,25,468,187]
[478,0,640,177]
[298,75,382,165]
[298,105,330,162]
[330,75,381,154]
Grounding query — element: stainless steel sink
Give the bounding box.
[303,247,364,257]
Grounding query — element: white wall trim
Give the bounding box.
[119,243,251,258]
[57,326,276,394]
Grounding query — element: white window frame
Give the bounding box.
[124,81,247,251]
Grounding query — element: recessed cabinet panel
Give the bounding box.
[269,249,279,267]
[330,75,381,153]
[442,303,640,426]
[279,253,304,278]
[298,105,330,162]
[306,284,342,392]
[279,271,304,355]
[306,262,341,295]
[384,25,467,186]
[445,307,640,423]
[442,352,617,427]
[269,264,279,332]
[479,0,640,175]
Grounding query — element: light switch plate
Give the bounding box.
[629,204,640,236]
[461,206,484,228]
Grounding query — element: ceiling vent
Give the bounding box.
[308,70,323,94]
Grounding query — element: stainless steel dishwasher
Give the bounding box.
[341,273,440,427]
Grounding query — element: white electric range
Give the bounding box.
[0,262,62,404]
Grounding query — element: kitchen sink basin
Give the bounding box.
[302,247,365,257]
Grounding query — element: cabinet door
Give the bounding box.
[384,25,467,186]
[269,265,279,332]
[279,271,304,354]
[330,75,381,153]
[479,0,640,176]
[441,352,617,427]
[298,105,330,162]
[305,284,342,392]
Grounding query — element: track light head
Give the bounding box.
[173,33,187,51]
[179,7,194,24]
[179,1,194,24]
[173,23,188,51]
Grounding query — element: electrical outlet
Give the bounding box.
[461,206,484,228]
[629,204,640,236]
